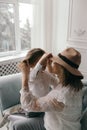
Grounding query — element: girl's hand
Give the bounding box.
[17,61,30,89]
[17,61,30,75]
[47,59,53,73]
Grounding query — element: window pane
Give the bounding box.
[0,3,15,52]
[19,3,33,50]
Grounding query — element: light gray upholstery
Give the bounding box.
[81,80,87,130]
[82,87,87,111]
[82,80,87,111]
[0,73,46,130]
[0,73,21,112]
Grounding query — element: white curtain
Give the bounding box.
[31,0,53,52]
[31,0,69,54]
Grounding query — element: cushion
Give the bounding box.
[81,81,87,130]
[82,80,87,86]
[82,87,87,111]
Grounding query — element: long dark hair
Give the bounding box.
[58,65,83,92]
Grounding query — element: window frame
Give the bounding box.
[0,0,32,57]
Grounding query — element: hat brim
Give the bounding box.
[51,56,83,79]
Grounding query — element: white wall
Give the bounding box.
[67,0,87,79]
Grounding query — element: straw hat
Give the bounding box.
[51,48,83,79]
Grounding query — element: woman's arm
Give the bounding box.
[20,88,64,112]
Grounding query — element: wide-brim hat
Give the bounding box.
[51,48,83,79]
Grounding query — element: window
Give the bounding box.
[19,3,33,50]
[0,0,67,59]
[0,0,33,57]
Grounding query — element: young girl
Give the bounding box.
[18,48,59,102]
[0,48,46,129]
[12,48,60,130]
[20,47,83,130]
[0,48,44,128]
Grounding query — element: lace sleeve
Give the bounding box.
[20,88,64,112]
[30,63,42,81]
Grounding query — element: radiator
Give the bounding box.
[0,58,22,76]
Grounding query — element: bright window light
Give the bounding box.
[0,1,33,57]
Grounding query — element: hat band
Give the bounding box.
[58,53,79,69]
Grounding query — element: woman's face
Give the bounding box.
[52,62,63,76]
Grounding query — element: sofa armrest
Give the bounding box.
[0,73,22,114]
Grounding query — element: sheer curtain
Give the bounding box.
[31,0,69,54]
[31,0,53,52]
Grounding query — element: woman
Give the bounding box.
[20,47,83,130]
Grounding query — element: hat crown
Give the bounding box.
[51,47,83,78]
[61,48,81,66]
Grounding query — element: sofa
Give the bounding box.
[0,73,87,130]
[0,73,22,130]
[0,73,45,130]
[0,73,21,114]
[81,80,87,130]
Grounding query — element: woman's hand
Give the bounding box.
[38,53,53,67]
[50,98,64,111]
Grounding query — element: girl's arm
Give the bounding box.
[17,61,30,90]
[30,53,52,81]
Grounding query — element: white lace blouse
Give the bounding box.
[29,64,58,98]
[20,63,83,130]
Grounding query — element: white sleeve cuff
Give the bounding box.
[34,63,42,71]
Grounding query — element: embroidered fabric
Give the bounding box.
[20,63,83,130]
